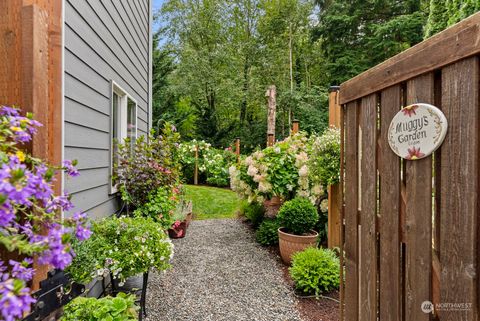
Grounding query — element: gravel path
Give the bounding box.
[146,219,304,321]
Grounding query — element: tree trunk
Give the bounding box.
[266,85,276,144]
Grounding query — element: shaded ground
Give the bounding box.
[146,219,303,321]
[184,185,245,220]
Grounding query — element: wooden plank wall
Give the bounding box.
[0,0,63,288]
[340,43,479,321]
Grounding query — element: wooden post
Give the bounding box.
[235,137,240,164]
[266,85,276,145]
[194,145,199,185]
[0,0,63,289]
[328,86,342,249]
[267,133,275,147]
[292,119,299,134]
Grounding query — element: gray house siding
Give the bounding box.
[64,0,151,219]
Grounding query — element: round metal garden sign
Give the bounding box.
[388,103,448,160]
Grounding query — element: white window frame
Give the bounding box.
[110,81,138,194]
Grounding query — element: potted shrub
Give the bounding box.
[277,198,319,264]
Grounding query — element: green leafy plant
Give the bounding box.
[277,198,319,235]
[67,217,173,283]
[178,140,236,187]
[256,219,281,246]
[230,133,324,204]
[61,292,139,321]
[242,202,265,228]
[133,185,181,230]
[115,122,181,210]
[289,247,340,295]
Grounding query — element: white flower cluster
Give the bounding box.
[230,133,325,204]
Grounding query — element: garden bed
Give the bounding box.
[243,219,340,321]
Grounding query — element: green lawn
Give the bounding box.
[184,185,244,220]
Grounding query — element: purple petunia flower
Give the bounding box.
[9,259,34,282]
[62,160,79,177]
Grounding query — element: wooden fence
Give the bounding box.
[340,13,480,321]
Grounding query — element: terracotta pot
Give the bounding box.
[263,196,283,218]
[185,212,193,227]
[278,227,318,264]
[168,221,187,239]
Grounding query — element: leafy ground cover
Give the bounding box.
[184,185,244,220]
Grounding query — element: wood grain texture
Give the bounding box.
[440,57,479,321]
[379,85,401,321]
[344,101,359,321]
[359,94,378,321]
[340,12,480,105]
[405,73,434,321]
[328,88,342,249]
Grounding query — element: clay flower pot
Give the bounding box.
[278,227,318,264]
[168,220,187,239]
[263,196,283,218]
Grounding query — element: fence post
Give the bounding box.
[328,86,342,249]
[267,133,275,147]
[194,145,199,185]
[292,119,299,134]
[235,137,241,164]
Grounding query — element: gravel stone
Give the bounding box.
[146,219,304,321]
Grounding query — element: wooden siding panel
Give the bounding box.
[64,98,110,133]
[89,0,148,67]
[405,73,434,321]
[379,85,402,321]
[66,168,110,194]
[64,0,150,218]
[67,0,147,82]
[344,101,359,321]
[64,122,110,150]
[65,147,110,170]
[64,3,148,100]
[68,185,118,219]
[64,25,148,111]
[359,94,378,321]
[440,57,479,321]
[64,74,110,114]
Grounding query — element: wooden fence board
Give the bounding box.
[328,88,342,249]
[379,85,402,321]
[440,56,479,321]
[359,94,378,321]
[344,101,359,321]
[339,13,480,105]
[405,73,434,321]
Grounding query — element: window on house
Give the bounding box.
[111,82,137,193]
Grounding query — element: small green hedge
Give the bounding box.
[277,198,318,235]
[243,202,265,228]
[256,219,281,246]
[289,247,340,295]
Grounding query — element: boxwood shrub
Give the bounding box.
[277,198,318,235]
[256,219,281,246]
[243,202,265,228]
[289,247,340,295]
